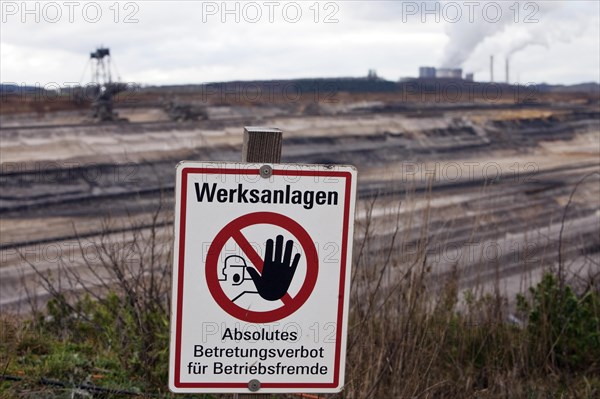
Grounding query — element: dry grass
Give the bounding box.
[341,196,599,398]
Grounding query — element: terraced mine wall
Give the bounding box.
[1,101,598,312]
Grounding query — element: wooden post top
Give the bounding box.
[242,126,283,163]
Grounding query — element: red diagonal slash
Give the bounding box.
[231,230,293,305]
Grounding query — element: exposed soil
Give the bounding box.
[1,93,598,312]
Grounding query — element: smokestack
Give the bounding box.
[505,57,509,84]
[490,55,494,82]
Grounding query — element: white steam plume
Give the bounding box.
[440,1,585,68]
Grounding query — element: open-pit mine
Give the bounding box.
[1,85,599,313]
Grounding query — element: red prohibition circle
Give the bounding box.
[205,212,319,323]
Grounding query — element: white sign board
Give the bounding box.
[169,161,357,394]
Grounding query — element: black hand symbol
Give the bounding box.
[246,235,300,301]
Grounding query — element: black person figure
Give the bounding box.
[218,255,258,302]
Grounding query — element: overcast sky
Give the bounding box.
[1,1,599,86]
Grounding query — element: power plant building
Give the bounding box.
[436,68,462,79]
[418,66,465,80]
[419,67,437,78]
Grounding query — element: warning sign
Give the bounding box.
[169,162,357,394]
[206,212,319,324]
